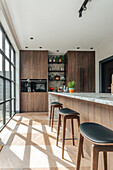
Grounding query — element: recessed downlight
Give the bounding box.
[56,50,59,52]
[39,47,42,49]
[30,37,34,40]
[90,47,93,49]
[25,46,28,49]
[77,47,80,49]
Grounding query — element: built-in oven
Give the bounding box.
[21,79,47,92]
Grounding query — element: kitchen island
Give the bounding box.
[48,92,113,169]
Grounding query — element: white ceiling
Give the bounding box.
[4,0,113,54]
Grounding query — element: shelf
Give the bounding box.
[48,62,64,64]
[48,70,65,72]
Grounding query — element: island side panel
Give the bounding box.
[57,95,113,170]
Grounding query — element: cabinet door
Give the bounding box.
[33,93,48,112]
[20,51,32,79]
[20,93,28,112]
[31,51,48,79]
[27,93,34,112]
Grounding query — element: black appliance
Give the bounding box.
[21,79,47,92]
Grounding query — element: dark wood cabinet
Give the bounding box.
[20,50,48,112]
[20,50,48,79]
[65,51,95,92]
[20,92,48,112]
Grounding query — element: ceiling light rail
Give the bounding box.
[78,0,92,17]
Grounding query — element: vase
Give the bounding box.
[69,88,74,93]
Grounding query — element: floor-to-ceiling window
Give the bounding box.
[0,23,16,129]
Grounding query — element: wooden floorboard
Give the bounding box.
[0,113,90,169]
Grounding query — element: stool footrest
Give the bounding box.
[59,137,78,141]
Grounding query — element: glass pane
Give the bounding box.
[11,49,14,63]
[0,78,3,102]
[11,66,14,81]
[0,29,2,50]
[6,80,10,99]
[5,39,9,58]
[12,99,15,115]
[0,54,3,76]
[0,104,3,128]
[11,82,14,98]
[5,59,10,78]
[6,101,10,122]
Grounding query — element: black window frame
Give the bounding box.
[0,23,16,129]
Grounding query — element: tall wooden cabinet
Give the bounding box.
[20,50,48,112]
[65,51,95,92]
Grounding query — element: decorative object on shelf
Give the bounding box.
[49,57,52,63]
[60,76,65,80]
[58,56,62,63]
[52,56,56,62]
[50,87,54,92]
[68,81,76,93]
[48,67,52,71]
[55,75,60,80]
[58,55,64,63]
[61,67,64,71]
[49,74,54,80]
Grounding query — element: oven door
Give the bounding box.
[35,83,47,92]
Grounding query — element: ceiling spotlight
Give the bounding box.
[77,47,80,49]
[90,47,93,49]
[56,50,59,52]
[39,47,42,49]
[30,37,34,40]
[25,46,28,49]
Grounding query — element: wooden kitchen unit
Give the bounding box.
[65,51,95,92]
[20,50,48,112]
[48,92,113,170]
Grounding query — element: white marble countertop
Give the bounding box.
[48,92,113,106]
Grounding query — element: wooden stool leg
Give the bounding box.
[77,117,84,158]
[62,116,66,159]
[103,151,107,170]
[49,105,52,127]
[91,145,99,170]
[56,114,61,146]
[71,118,75,146]
[76,134,84,170]
[51,106,54,132]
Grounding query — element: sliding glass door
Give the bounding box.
[0,23,16,129]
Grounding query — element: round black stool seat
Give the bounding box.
[59,108,80,115]
[51,102,62,106]
[80,122,113,144]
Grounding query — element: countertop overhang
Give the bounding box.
[48,92,113,106]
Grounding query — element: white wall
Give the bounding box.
[0,2,20,112]
[96,40,113,92]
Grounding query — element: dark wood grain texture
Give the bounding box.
[20,50,48,112]
[53,94,113,170]
[65,51,95,92]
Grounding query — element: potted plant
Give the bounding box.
[68,81,76,93]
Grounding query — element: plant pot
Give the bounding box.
[69,88,74,93]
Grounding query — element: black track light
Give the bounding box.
[78,0,92,17]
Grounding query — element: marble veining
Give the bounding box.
[48,92,113,106]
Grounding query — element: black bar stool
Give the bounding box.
[56,108,84,159]
[76,122,113,170]
[49,102,63,132]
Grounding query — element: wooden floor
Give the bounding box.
[0,113,90,169]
